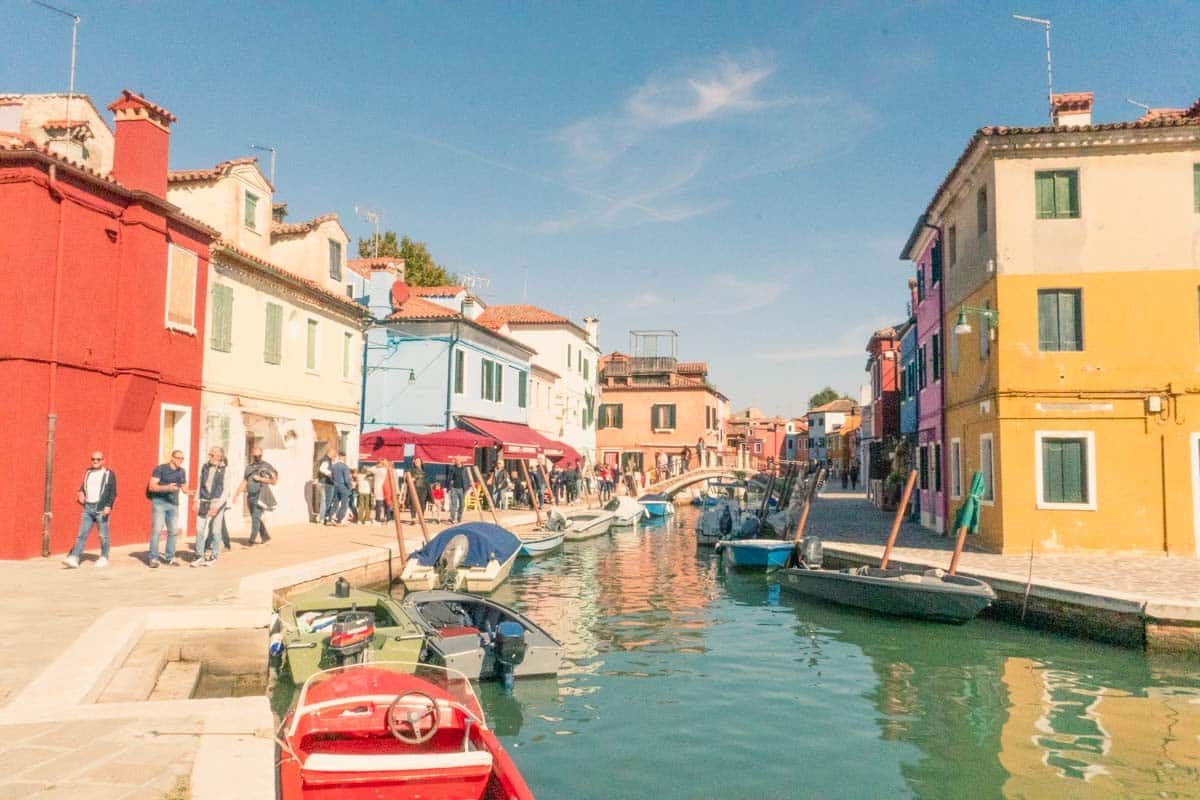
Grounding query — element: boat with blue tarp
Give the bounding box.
[400,523,522,593]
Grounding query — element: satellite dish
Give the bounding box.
[390,281,410,310]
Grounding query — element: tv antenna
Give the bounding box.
[462,272,491,295]
[249,144,276,185]
[31,1,79,147]
[1126,98,1151,112]
[1012,13,1053,124]
[355,206,383,257]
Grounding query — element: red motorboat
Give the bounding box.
[279,662,535,800]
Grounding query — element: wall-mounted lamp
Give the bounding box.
[953,306,999,336]
[366,365,418,384]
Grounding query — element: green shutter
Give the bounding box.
[1043,438,1086,503]
[1058,290,1080,350]
[1035,172,1055,218]
[1042,439,1062,502]
[454,350,464,394]
[615,405,623,429]
[1194,164,1200,212]
[668,404,677,428]
[518,371,527,408]
[211,285,233,352]
[264,303,282,364]
[1038,290,1059,350]
[481,360,488,400]
[495,364,503,403]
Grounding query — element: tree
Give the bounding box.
[808,386,850,409]
[357,230,458,287]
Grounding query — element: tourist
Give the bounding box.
[147,449,190,567]
[680,447,691,472]
[510,470,526,508]
[192,447,229,567]
[232,447,277,546]
[371,461,390,522]
[446,456,470,524]
[355,466,373,524]
[408,457,430,524]
[63,450,117,568]
[430,481,447,521]
[841,468,849,490]
[331,453,353,524]
[316,449,335,524]
[696,437,706,469]
[850,463,860,491]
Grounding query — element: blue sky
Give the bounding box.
[6,1,1199,416]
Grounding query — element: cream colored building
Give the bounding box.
[0,93,114,174]
[167,158,370,531]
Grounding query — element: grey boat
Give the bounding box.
[401,590,563,681]
[776,538,997,624]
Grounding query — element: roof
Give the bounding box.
[902,98,1200,258]
[1051,92,1093,112]
[214,241,370,318]
[168,157,264,185]
[347,257,404,279]
[474,304,573,331]
[106,89,177,124]
[409,285,465,298]
[809,398,858,414]
[41,119,89,129]
[386,295,462,321]
[270,212,340,238]
[676,361,708,375]
[835,416,862,435]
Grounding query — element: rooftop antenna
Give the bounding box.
[462,272,491,295]
[249,144,276,185]
[1126,98,1151,112]
[32,1,79,148]
[355,205,382,257]
[1012,14,1053,124]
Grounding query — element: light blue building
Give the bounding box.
[361,275,534,434]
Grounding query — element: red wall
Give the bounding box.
[0,160,210,559]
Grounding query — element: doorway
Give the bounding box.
[159,404,192,523]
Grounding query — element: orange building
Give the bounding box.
[595,338,728,479]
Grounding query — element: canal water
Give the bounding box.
[478,506,1199,799]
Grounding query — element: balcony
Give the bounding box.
[630,356,677,374]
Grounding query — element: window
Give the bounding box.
[1038,289,1082,351]
[1036,431,1096,509]
[947,225,957,268]
[328,240,343,281]
[651,404,677,430]
[480,359,502,402]
[930,237,943,281]
[263,302,282,364]
[337,429,349,459]
[454,350,465,394]
[205,413,231,455]
[1035,170,1080,219]
[566,343,572,369]
[306,319,320,372]
[977,187,988,234]
[598,403,623,430]
[949,438,962,499]
[918,445,929,490]
[577,350,583,373]
[979,300,991,360]
[517,369,528,408]
[209,284,233,352]
[342,332,353,380]
[917,267,926,301]
[583,358,590,381]
[1194,164,1200,212]
[918,345,927,390]
[165,244,198,332]
[244,191,258,229]
[931,333,941,381]
[933,442,942,493]
[980,434,994,503]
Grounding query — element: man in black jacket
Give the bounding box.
[446,456,470,524]
[64,451,117,568]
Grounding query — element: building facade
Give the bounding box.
[862,325,903,491]
[805,399,857,469]
[920,92,1200,554]
[0,91,216,558]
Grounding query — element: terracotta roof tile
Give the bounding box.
[168,157,260,185]
[215,242,368,317]
[809,398,858,414]
[271,212,340,238]
[106,89,177,124]
[474,304,573,331]
[676,361,708,374]
[1051,92,1093,112]
[347,257,404,279]
[409,285,465,297]
[386,295,462,320]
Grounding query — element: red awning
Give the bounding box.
[359,427,416,462]
[359,427,497,465]
[456,416,564,459]
[553,441,582,468]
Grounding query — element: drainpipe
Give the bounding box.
[43,163,67,556]
[444,321,461,431]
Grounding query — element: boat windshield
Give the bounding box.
[293,661,485,727]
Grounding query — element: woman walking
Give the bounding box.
[355,466,373,524]
[408,457,430,524]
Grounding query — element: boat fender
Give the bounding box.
[268,632,284,668]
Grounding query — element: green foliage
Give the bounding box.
[357,230,458,287]
[807,386,846,409]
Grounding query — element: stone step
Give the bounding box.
[96,643,168,703]
[148,660,202,701]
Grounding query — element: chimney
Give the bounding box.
[461,294,483,321]
[908,277,918,316]
[107,90,176,197]
[1051,92,1093,127]
[583,316,599,347]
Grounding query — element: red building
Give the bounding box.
[0,91,216,559]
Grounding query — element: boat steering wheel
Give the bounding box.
[386,691,440,744]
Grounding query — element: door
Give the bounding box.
[159,404,192,524]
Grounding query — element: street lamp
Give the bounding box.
[953,306,999,336]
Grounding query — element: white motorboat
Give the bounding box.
[604,496,648,527]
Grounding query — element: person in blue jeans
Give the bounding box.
[331,453,353,524]
[192,447,230,566]
[147,450,189,567]
[64,451,117,568]
[446,456,470,524]
[233,447,278,545]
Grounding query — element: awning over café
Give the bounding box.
[359,427,498,465]
[455,416,565,460]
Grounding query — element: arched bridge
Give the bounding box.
[640,467,742,498]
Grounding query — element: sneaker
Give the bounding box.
[62,554,80,569]
[95,557,108,568]
[148,559,159,569]
[165,558,179,567]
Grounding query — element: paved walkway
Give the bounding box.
[805,485,1200,606]
[0,502,555,799]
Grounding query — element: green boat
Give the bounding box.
[274,581,425,683]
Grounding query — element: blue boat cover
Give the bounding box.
[409,522,521,567]
[639,493,669,502]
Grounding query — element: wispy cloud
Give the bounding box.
[752,322,880,362]
[703,274,784,316]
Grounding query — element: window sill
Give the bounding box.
[1036,500,1097,511]
[306,368,320,375]
[166,323,197,336]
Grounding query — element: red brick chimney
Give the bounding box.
[106,90,176,197]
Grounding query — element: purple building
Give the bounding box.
[901,216,946,532]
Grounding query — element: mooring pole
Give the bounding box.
[879,470,919,570]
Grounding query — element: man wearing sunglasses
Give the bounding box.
[147,450,191,567]
[63,452,117,568]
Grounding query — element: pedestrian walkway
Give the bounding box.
[0,502,554,800]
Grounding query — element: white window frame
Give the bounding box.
[1034,430,1097,511]
[341,331,354,382]
[305,317,321,374]
[979,433,995,506]
[949,437,963,500]
[164,244,198,335]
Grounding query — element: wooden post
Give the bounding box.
[791,468,823,542]
[469,464,486,522]
[948,526,969,575]
[404,470,431,542]
[471,465,501,526]
[519,459,543,525]
[879,469,918,570]
[384,463,408,562]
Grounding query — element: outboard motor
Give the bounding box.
[738,516,760,538]
[334,576,351,598]
[798,536,823,568]
[493,621,528,691]
[719,505,733,536]
[328,609,375,666]
[437,534,470,589]
[545,509,567,532]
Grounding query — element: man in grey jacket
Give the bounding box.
[64,451,117,568]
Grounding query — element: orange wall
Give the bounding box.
[596,386,722,466]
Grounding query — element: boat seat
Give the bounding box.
[304,749,494,774]
[436,625,479,639]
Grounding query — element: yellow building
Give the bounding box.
[910,93,1200,555]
